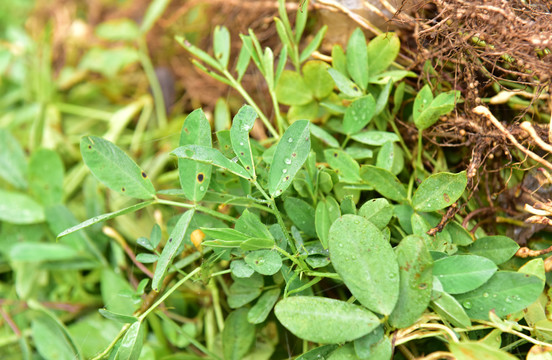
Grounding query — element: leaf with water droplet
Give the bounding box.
[274,296,380,343]
[230,105,257,178]
[389,235,433,328]
[461,236,519,265]
[178,108,212,202]
[172,145,251,180]
[315,196,341,249]
[268,120,311,197]
[329,215,399,315]
[284,197,316,237]
[244,250,282,275]
[360,165,407,202]
[343,95,376,135]
[412,171,467,212]
[81,136,156,199]
[430,278,471,328]
[359,198,393,229]
[433,255,497,294]
[324,149,362,183]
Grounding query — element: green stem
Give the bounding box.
[303,271,341,280]
[286,276,322,296]
[417,129,423,169]
[389,118,412,161]
[222,69,280,138]
[273,246,302,268]
[341,134,351,149]
[268,86,286,134]
[54,102,113,121]
[210,269,232,277]
[138,38,167,129]
[156,199,236,223]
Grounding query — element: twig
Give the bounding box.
[520,121,552,154]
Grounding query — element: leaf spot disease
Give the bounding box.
[141,171,147,179]
[333,152,338,157]
[197,173,205,183]
[121,187,126,192]
[88,145,92,149]
[443,193,450,202]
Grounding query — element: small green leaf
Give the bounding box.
[175,36,222,72]
[141,0,170,33]
[235,43,251,82]
[376,141,404,175]
[240,237,275,251]
[98,309,138,324]
[375,79,393,115]
[331,45,347,76]
[213,26,230,68]
[462,236,519,265]
[413,85,459,131]
[81,136,155,199]
[412,171,467,212]
[431,279,472,328]
[248,288,281,324]
[275,296,380,343]
[433,255,497,294]
[329,215,399,314]
[223,308,255,360]
[324,149,361,183]
[172,145,252,180]
[359,198,393,229]
[343,95,376,135]
[29,149,64,206]
[32,315,79,360]
[0,189,45,224]
[327,68,363,98]
[315,197,341,249]
[351,131,400,146]
[299,25,328,62]
[275,70,313,106]
[231,105,257,177]
[228,274,263,308]
[178,109,212,202]
[230,260,255,278]
[449,341,518,360]
[445,221,474,246]
[346,28,369,91]
[366,32,400,78]
[0,128,27,189]
[116,321,144,360]
[303,60,334,99]
[268,120,311,197]
[235,209,274,240]
[519,258,545,282]
[360,165,407,202]
[389,235,433,328]
[9,243,81,262]
[310,123,339,148]
[136,253,158,263]
[284,197,316,237]
[244,250,282,275]
[95,19,140,41]
[152,210,195,291]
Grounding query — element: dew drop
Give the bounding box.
[242,125,250,131]
[462,301,472,309]
[240,142,244,146]
[232,156,238,163]
[339,243,344,248]
[351,255,357,260]
[505,298,512,303]
[282,169,288,174]
[483,292,489,298]
[200,186,205,191]
[288,138,293,143]
[285,158,292,165]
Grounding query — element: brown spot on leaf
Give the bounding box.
[443,193,450,202]
[141,171,147,178]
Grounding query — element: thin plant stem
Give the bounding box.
[156,198,236,223]
[138,38,167,129]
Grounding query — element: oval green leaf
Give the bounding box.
[284,197,316,237]
[231,105,257,178]
[324,149,361,183]
[327,67,363,98]
[275,296,380,343]
[431,289,472,328]
[172,145,251,180]
[359,198,393,229]
[303,60,335,99]
[81,136,155,199]
[310,123,339,148]
[360,165,407,202]
[463,236,519,265]
[351,131,400,146]
[0,189,45,224]
[244,250,282,275]
[346,28,369,91]
[223,308,255,360]
[275,70,313,106]
[367,32,400,78]
[433,255,497,294]
[268,120,311,197]
[329,215,399,314]
[412,171,467,212]
[343,95,376,135]
[248,288,281,324]
[117,321,144,360]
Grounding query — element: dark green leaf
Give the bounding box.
[463,236,519,265]
[343,95,376,135]
[285,197,316,237]
[296,345,338,360]
[228,274,263,308]
[244,250,282,275]
[412,171,467,212]
[230,105,257,178]
[315,196,341,248]
[248,288,281,324]
[222,308,255,360]
[433,255,497,294]
[360,165,407,202]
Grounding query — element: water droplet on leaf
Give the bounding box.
[462,301,472,309]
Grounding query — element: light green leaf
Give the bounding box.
[79,47,139,78]
[343,95,376,135]
[359,198,393,229]
[433,255,497,294]
[32,315,79,360]
[413,85,459,130]
[29,149,64,206]
[284,197,316,237]
[329,215,399,314]
[303,60,334,99]
[213,26,230,68]
[346,28,369,90]
[310,123,339,148]
[0,128,27,189]
[327,67,363,98]
[176,36,223,72]
[449,341,518,360]
[268,120,311,197]
[331,44,348,76]
[0,189,45,224]
[235,42,251,82]
[223,308,255,360]
[116,321,143,360]
[231,105,257,177]
[275,70,313,106]
[152,210,195,291]
[431,279,471,328]
[244,250,282,275]
[81,136,155,199]
[462,236,519,265]
[351,131,400,146]
[324,149,361,183]
[455,271,544,319]
[141,0,170,33]
[230,260,255,278]
[366,32,400,77]
[376,141,404,175]
[360,165,407,202]
[389,235,433,328]
[9,243,81,262]
[275,296,380,343]
[315,196,341,249]
[248,288,281,324]
[95,19,140,41]
[412,171,467,212]
[299,25,328,62]
[178,108,212,202]
[98,309,138,324]
[172,145,252,180]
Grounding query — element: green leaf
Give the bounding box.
[275,70,313,106]
[296,345,338,360]
[376,141,404,175]
[32,315,79,360]
[303,60,334,99]
[275,296,380,343]
[176,36,223,72]
[214,99,231,131]
[354,327,392,360]
[343,95,376,135]
[81,136,155,199]
[268,120,311,197]
[431,279,471,328]
[79,47,139,78]
[462,236,519,265]
[389,235,433,328]
[57,200,154,239]
[228,274,263,308]
[9,243,81,262]
[178,108,212,202]
[136,253,158,263]
[310,123,339,148]
[315,197,341,248]
[455,271,544,319]
[445,221,474,246]
[366,32,400,78]
[360,165,407,202]
[375,79,393,115]
[0,128,27,189]
[116,321,144,360]
[324,149,361,183]
[29,149,64,206]
[331,45,348,76]
[248,288,281,324]
[223,308,255,360]
[95,19,140,41]
[346,28,369,91]
[213,26,230,68]
[449,341,518,360]
[351,131,400,146]
[152,210,195,291]
[235,209,274,240]
[0,189,45,224]
[141,0,170,33]
[433,255,497,294]
[172,145,251,180]
[284,197,316,237]
[98,309,138,324]
[346,146,373,160]
[519,258,545,282]
[359,198,393,229]
[230,260,254,278]
[230,105,257,178]
[295,0,308,42]
[327,68,363,98]
[235,42,251,82]
[412,171,467,212]
[329,215,399,314]
[244,250,282,275]
[413,85,459,131]
[262,47,275,89]
[299,25,328,63]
